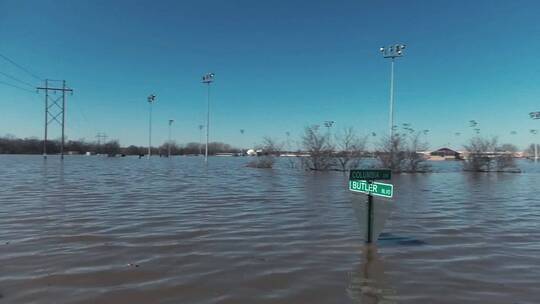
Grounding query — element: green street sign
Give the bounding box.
[349,180,393,198]
[349,169,391,181]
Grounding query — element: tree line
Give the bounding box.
[250,124,526,173]
[2,129,530,173]
[0,135,239,156]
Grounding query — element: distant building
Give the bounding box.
[430,148,462,160]
[215,153,236,157]
[514,151,525,158]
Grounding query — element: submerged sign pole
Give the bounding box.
[367,181,374,243]
[349,169,393,243]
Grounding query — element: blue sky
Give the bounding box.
[1,0,540,150]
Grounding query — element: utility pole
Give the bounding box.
[168,119,174,157]
[201,73,215,163]
[380,44,406,138]
[37,80,73,159]
[147,94,156,158]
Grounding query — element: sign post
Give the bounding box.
[349,169,393,243]
[367,181,374,242]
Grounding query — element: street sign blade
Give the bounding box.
[349,169,391,181]
[349,180,393,198]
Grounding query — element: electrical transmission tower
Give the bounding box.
[96,132,108,154]
[37,80,73,159]
[96,133,108,145]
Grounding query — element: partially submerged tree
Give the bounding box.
[378,134,406,172]
[495,143,518,171]
[463,136,496,172]
[301,125,335,170]
[102,140,121,156]
[463,136,519,172]
[377,128,430,173]
[284,132,299,169]
[334,127,367,171]
[247,137,282,169]
[404,131,430,172]
[525,143,539,159]
[158,141,181,156]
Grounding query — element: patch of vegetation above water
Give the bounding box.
[377,130,430,173]
[463,136,521,173]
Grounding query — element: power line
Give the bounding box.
[0,80,36,94]
[0,71,35,88]
[0,52,42,81]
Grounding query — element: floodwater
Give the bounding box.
[1,155,539,304]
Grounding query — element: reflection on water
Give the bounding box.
[378,233,427,246]
[1,156,540,303]
[348,245,397,304]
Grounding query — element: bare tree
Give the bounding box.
[404,131,430,172]
[377,134,407,172]
[463,136,497,172]
[463,136,518,172]
[284,131,299,169]
[247,137,282,169]
[301,125,335,171]
[525,143,539,159]
[102,140,121,156]
[334,127,367,171]
[495,143,517,171]
[377,129,429,173]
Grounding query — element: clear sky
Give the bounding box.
[1,0,540,150]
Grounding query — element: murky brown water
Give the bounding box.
[1,155,539,303]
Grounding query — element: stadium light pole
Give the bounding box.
[168,119,174,158]
[324,120,335,146]
[202,73,215,163]
[324,120,335,133]
[240,129,245,155]
[380,44,406,138]
[530,129,538,162]
[423,129,429,145]
[530,112,540,162]
[147,94,156,158]
[198,125,204,155]
[286,131,291,152]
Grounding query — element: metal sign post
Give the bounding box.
[349,169,393,243]
[367,181,374,243]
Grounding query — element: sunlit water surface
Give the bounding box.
[1,156,539,303]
